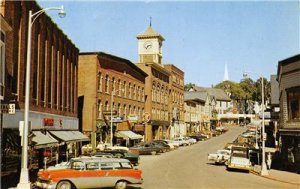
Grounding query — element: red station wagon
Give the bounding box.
[35,157,143,189]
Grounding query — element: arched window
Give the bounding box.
[105,75,109,93]
[97,100,102,119]
[123,81,126,97]
[128,83,132,99]
[118,79,121,96]
[97,72,102,91]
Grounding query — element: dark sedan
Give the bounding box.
[189,134,208,141]
[93,150,140,166]
[129,143,162,155]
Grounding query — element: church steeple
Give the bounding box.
[223,63,229,81]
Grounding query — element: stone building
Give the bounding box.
[78,52,147,147]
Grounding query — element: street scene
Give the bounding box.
[1,0,299,189]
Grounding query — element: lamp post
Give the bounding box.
[243,72,268,176]
[110,89,122,147]
[17,6,65,189]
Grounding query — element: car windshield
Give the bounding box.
[232,151,248,158]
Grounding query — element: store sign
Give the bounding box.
[128,115,139,122]
[44,118,54,126]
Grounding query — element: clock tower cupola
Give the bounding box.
[137,23,164,65]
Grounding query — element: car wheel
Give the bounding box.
[115,180,128,189]
[151,151,156,155]
[56,181,74,189]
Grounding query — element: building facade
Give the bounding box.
[277,54,300,172]
[164,64,185,138]
[1,0,85,174]
[78,52,147,146]
[136,25,172,141]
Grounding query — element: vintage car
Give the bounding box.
[226,146,252,172]
[36,157,143,189]
[153,140,176,150]
[129,143,162,155]
[207,149,231,164]
[173,137,190,146]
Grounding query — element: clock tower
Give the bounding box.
[137,25,164,65]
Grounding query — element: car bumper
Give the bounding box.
[35,181,57,189]
[227,164,252,171]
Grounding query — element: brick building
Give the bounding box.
[78,52,147,147]
[1,0,87,175]
[136,25,175,141]
[164,64,185,137]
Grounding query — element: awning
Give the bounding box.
[115,130,143,140]
[49,131,90,142]
[32,131,59,149]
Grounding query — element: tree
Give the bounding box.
[184,83,195,91]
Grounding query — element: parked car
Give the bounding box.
[129,143,161,155]
[226,146,252,172]
[153,140,173,150]
[163,139,180,148]
[173,137,190,146]
[36,157,143,189]
[183,137,197,144]
[94,150,140,166]
[207,149,231,164]
[188,134,208,141]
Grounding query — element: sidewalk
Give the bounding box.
[252,165,300,186]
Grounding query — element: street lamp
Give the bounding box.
[110,89,122,147]
[243,71,268,176]
[17,6,66,189]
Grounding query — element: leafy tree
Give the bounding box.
[184,83,195,91]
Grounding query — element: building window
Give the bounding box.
[98,100,102,119]
[124,104,127,119]
[112,77,115,93]
[133,84,136,100]
[288,89,300,120]
[118,79,121,96]
[128,83,131,99]
[123,81,126,97]
[105,75,109,93]
[97,72,102,91]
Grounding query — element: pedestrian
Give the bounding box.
[267,152,272,170]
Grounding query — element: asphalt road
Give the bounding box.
[137,126,298,189]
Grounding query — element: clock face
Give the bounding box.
[144,41,153,50]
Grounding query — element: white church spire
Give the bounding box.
[223,63,229,81]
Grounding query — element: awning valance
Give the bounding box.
[115,130,143,140]
[32,131,59,149]
[49,131,90,142]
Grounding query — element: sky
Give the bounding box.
[38,0,300,87]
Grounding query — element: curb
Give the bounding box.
[250,170,300,186]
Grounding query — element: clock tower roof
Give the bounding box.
[137,26,165,41]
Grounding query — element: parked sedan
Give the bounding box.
[129,143,162,155]
[36,157,143,189]
[173,137,190,146]
[189,134,208,141]
[207,149,231,164]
